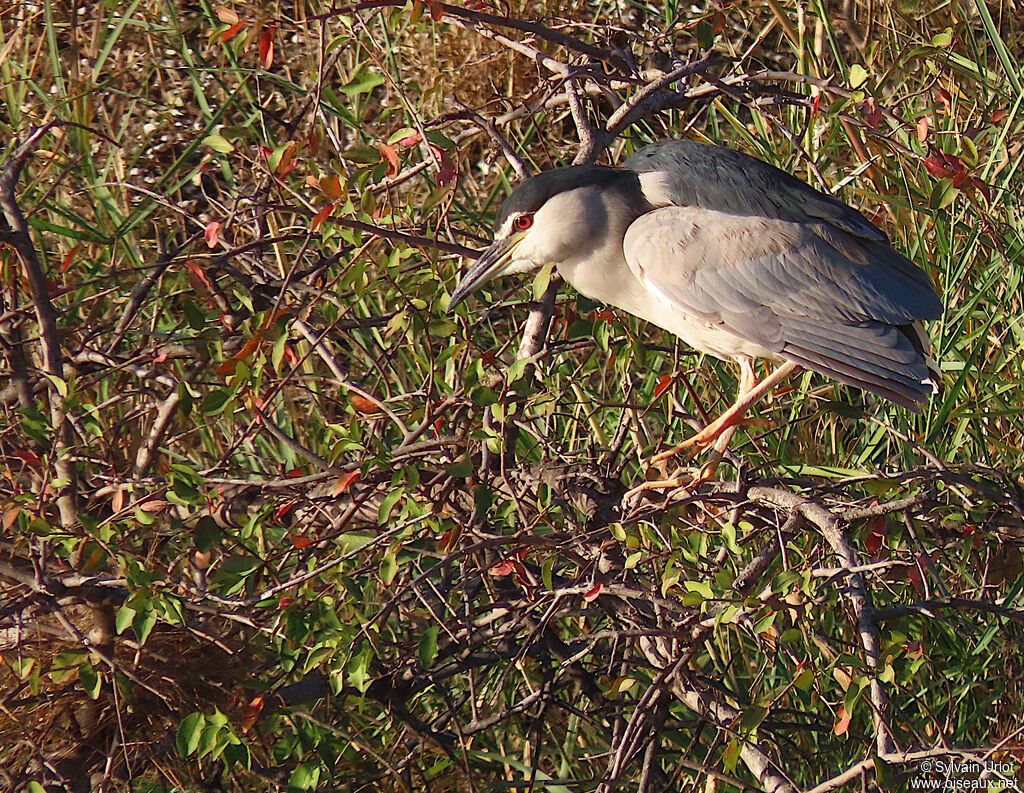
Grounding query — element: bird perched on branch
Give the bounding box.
[449,139,942,489]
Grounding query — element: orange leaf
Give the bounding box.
[834,704,851,736]
[289,532,312,548]
[916,115,930,143]
[220,19,245,43]
[654,374,674,400]
[349,393,382,414]
[205,220,221,249]
[233,338,261,362]
[319,175,345,200]
[215,6,240,24]
[8,449,43,469]
[4,507,22,530]
[378,143,400,177]
[397,133,421,147]
[259,26,276,69]
[111,488,125,513]
[331,470,361,496]
[240,695,264,733]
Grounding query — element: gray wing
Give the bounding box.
[623,140,886,242]
[623,206,943,409]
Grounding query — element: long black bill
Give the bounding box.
[447,233,522,311]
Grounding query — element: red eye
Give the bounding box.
[513,214,533,230]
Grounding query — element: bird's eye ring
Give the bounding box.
[513,214,533,230]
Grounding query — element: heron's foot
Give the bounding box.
[649,416,741,467]
[623,459,720,507]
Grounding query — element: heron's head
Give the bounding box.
[448,166,645,310]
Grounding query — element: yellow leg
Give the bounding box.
[650,360,798,466]
[624,360,799,504]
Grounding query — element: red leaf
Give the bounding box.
[923,156,956,179]
[312,203,335,231]
[490,560,515,576]
[992,108,1008,124]
[275,500,297,522]
[594,308,616,323]
[331,470,361,496]
[8,449,43,469]
[259,26,276,69]
[654,374,674,400]
[111,488,125,513]
[810,92,821,116]
[205,221,221,249]
[433,145,456,185]
[583,583,604,602]
[865,510,885,556]
[862,97,881,129]
[936,86,952,114]
[425,0,444,20]
[282,344,299,366]
[397,133,421,147]
[139,499,169,513]
[60,243,83,274]
[220,19,245,43]
[187,260,215,292]
[378,143,400,177]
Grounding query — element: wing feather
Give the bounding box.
[622,206,941,406]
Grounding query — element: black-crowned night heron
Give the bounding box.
[449,140,941,485]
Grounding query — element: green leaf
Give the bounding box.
[541,557,554,590]
[177,712,206,757]
[444,455,474,478]
[848,64,869,88]
[532,261,556,301]
[419,625,439,667]
[115,603,136,634]
[339,67,384,96]
[380,552,399,585]
[202,134,235,153]
[201,389,231,415]
[79,661,101,699]
[378,489,403,523]
[752,610,777,634]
